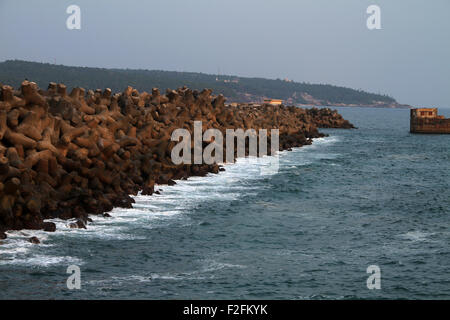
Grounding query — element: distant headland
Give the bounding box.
[0,60,410,109]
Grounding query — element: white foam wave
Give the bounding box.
[0,254,83,267]
[85,259,246,286]
[0,135,340,267]
[398,231,434,242]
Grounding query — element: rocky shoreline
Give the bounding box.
[0,81,354,240]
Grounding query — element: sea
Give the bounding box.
[0,107,449,299]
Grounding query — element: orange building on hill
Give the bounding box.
[264,99,283,106]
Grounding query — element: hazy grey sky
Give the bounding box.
[0,0,449,107]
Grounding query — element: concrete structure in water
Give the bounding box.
[410,108,450,134]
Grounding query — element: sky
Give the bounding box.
[0,0,449,107]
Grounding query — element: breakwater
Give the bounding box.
[0,81,353,238]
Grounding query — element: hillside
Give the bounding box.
[0,60,408,107]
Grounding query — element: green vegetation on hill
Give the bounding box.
[0,60,397,105]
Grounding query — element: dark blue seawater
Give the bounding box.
[1,107,449,299]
